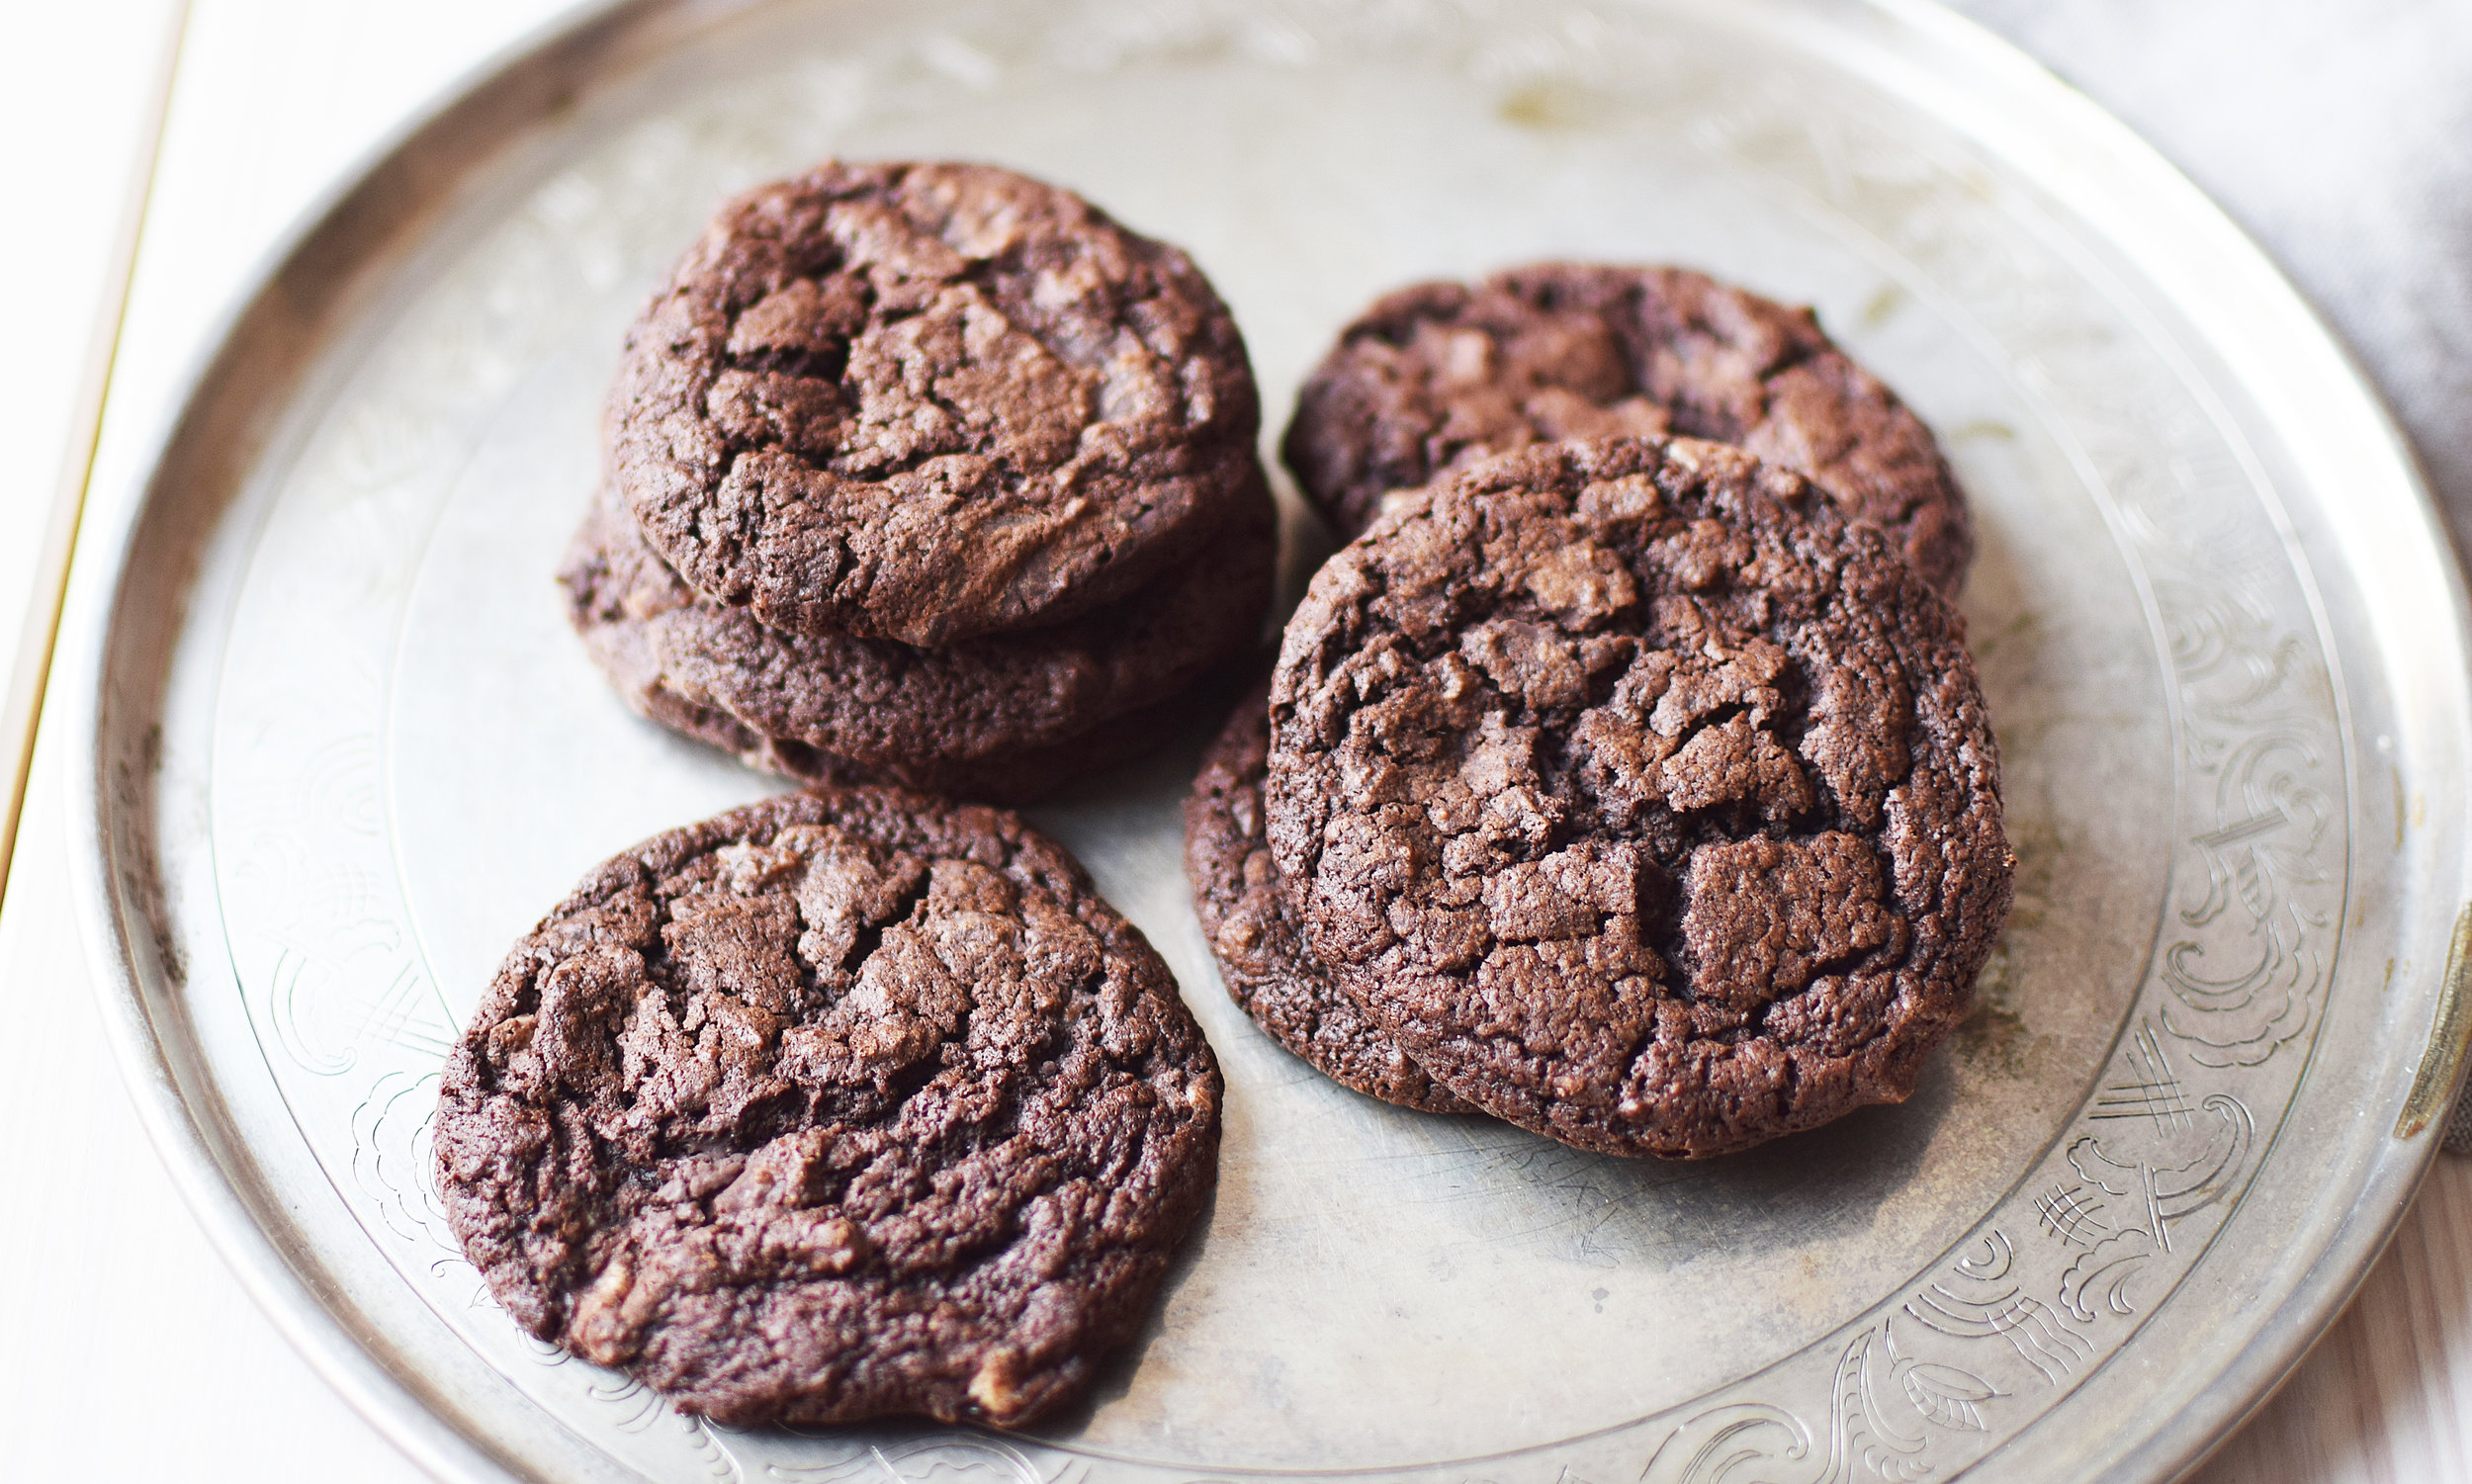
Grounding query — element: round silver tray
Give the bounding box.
[65,0,2472,1479]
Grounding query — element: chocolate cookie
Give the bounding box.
[1264,437,2010,1159]
[610,159,1264,647]
[1185,685,1473,1114]
[434,788,1222,1428]
[580,606,1201,805]
[562,480,1272,783]
[1282,265,1972,593]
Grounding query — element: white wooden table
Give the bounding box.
[2,3,2466,1478]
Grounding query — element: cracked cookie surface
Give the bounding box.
[1264,437,2010,1158]
[610,160,1264,646]
[434,788,1222,1427]
[562,480,1271,791]
[1185,685,1474,1114]
[1282,264,1972,593]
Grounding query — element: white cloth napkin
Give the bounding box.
[1948,0,2472,1149]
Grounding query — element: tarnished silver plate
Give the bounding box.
[66,0,2472,1480]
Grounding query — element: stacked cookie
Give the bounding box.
[1189,267,2013,1158]
[568,161,1277,803]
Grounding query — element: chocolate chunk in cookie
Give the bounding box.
[610,160,1264,646]
[434,788,1222,1428]
[1265,437,2010,1158]
[1282,265,1972,593]
[561,480,1271,790]
[1185,685,1474,1114]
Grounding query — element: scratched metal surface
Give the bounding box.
[62,0,2472,1480]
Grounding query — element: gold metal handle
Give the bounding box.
[2396,902,2472,1139]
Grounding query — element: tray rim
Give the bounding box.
[60,1,2472,1480]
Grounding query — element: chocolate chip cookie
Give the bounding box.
[561,480,1271,791]
[1186,685,1473,1114]
[434,788,1223,1428]
[610,160,1265,647]
[1282,265,1973,593]
[1264,437,2010,1158]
